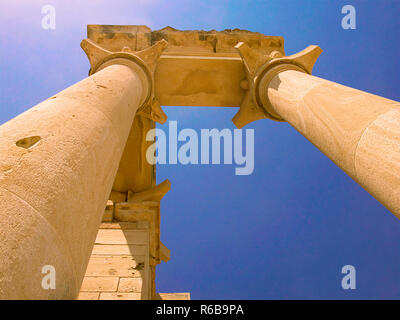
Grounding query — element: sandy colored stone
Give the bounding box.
[0,63,145,299]
[266,70,400,217]
[4,24,399,300]
[85,255,145,277]
[92,244,147,256]
[355,108,400,215]
[157,293,191,300]
[79,221,151,300]
[99,221,149,229]
[118,277,143,293]
[109,190,127,203]
[85,26,285,195]
[77,292,100,300]
[160,242,170,262]
[80,277,119,292]
[102,200,114,222]
[95,229,148,245]
[99,292,141,300]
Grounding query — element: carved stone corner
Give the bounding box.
[127,179,171,203]
[102,200,114,222]
[137,97,167,124]
[80,38,168,116]
[233,42,323,128]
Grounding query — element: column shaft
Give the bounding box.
[266,70,400,217]
[0,64,144,299]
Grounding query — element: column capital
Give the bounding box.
[81,38,168,123]
[233,42,323,128]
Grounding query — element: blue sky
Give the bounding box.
[0,0,399,299]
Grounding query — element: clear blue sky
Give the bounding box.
[0,0,399,299]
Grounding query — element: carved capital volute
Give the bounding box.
[233,43,323,127]
[81,39,168,123]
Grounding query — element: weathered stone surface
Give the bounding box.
[118,277,143,293]
[95,229,148,245]
[99,292,141,300]
[84,25,286,198]
[0,63,145,299]
[157,293,191,300]
[77,292,100,300]
[266,70,400,217]
[86,25,285,109]
[1,23,399,301]
[233,42,322,127]
[102,200,114,222]
[92,244,147,256]
[80,277,119,292]
[79,222,151,300]
[87,25,284,56]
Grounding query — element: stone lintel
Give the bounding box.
[86,25,285,107]
[87,25,284,56]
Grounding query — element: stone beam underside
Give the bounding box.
[87,25,285,108]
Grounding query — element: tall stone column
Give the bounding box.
[234,43,400,218]
[0,39,167,299]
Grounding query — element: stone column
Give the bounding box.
[0,40,167,299]
[235,42,400,218]
[266,70,400,217]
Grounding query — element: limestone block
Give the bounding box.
[102,200,114,222]
[99,292,141,300]
[77,292,100,300]
[85,255,145,277]
[80,277,119,292]
[118,278,143,293]
[95,229,149,245]
[157,293,191,300]
[92,244,147,256]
